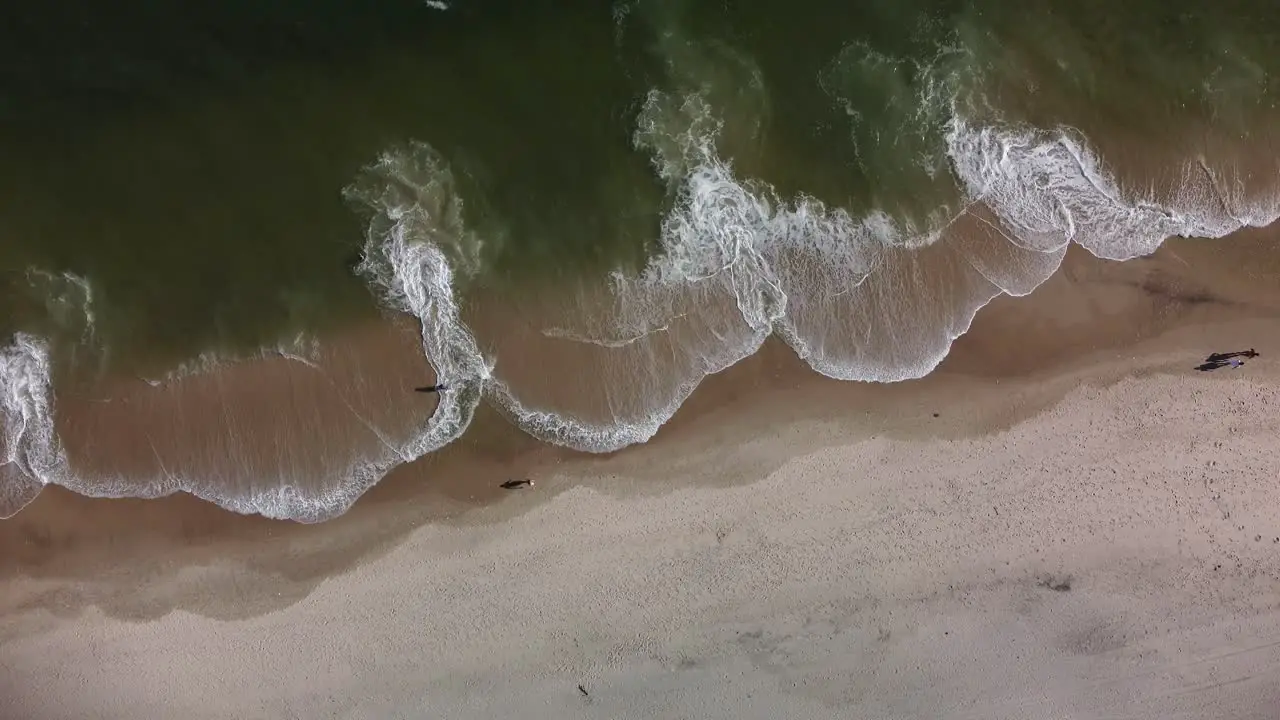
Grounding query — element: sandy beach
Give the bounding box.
[5,239,1280,719]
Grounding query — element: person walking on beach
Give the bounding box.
[414,383,447,393]
[1196,357,1249,372]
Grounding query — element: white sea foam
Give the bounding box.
[24,268,96,343]
[476,70,1280,445]
[949,120,1280,259]
[0,334,67,518]
[139,333,324,387]
[2,270,92,516]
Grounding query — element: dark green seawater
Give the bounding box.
[3,0,1280,519]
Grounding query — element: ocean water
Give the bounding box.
[3,0,1280,520]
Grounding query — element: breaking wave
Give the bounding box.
[3,34,1278,522]
[0,335,65,518]
[339,79,1280,463]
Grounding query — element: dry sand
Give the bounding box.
[5,240,1280,719]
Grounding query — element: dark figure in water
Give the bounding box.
[500,478,534,490]
[1196,358,1246,372]
[414,383,447,393]
[578,685,589,697]
[1205,349,1259,363]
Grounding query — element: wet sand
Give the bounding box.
[4,235,1280,718]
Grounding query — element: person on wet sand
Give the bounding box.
[414,383,447,393]
[500,479,534,490]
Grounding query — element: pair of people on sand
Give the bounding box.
[1195,348,1258,372]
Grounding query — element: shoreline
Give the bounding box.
[3,233,1279,598]
[6,229,1280,716]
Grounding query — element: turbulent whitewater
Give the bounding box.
[2,3,1279,520]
